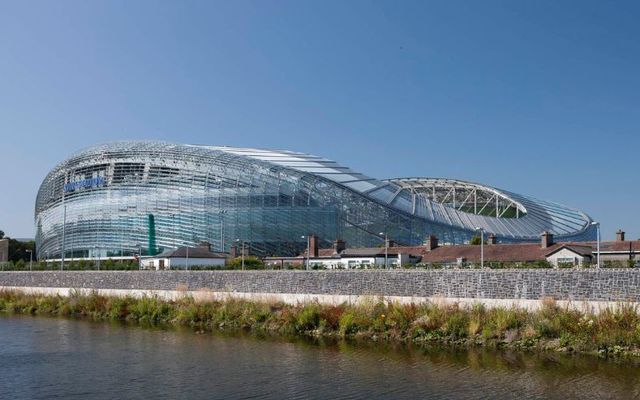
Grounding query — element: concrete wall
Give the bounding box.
[0,270,639,312]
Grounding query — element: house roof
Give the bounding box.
[420,243,554,263]
[300,248,341,258]
[583,240,640,253]
[419,240,640,264]
[340,246,423,258]
[545,244,594,258]
[299,245,426,259]
[154,246,227,259]
[273,239,640,264]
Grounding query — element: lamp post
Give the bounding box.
[167,213,177,256]
[475,227,484,268]
[93,245,100,270]
[26,249,33,271]
[219,210,227,253]
[118,207,128,265]
[135,243,142,270]
[379,232,388,269]
[301,235,310,270]
[236,239,245,270]
[185,245,189,270]
[61,203,67,271]
[591,221,601,268]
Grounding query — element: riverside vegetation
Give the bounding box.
[1,291,640,360]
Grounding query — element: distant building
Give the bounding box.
[265,230,640,269]
[140,244,227,270]
[545,244,593,267]
[420,231,638,267]
[265,236,425,269]
[0,239,8,262]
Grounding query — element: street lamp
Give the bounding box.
[235,239,245,270]
[219,210,227,252]
[61,203,67,271]
[475,227,484,268]
[135,243,143,270]
[301,235,310,270]
[379,232,388,269]
[93,245,101,270]
[26,249,33,271]
[118,207,128,265]
[591,221,601,268]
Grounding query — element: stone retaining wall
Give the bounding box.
[0,270,638,304]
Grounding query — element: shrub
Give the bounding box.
[318,305,344,330]
[444,310,470,339]
[296,305,320,332]
[339,311,359,336]
[226,256,265,270]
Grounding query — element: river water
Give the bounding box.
[0,316,638,399]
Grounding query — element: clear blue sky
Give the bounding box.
[0,1,638,240]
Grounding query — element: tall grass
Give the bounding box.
[1,290,639,358]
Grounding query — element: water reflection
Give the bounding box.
[0,316,638,399]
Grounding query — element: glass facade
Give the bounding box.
[35,141,596,260]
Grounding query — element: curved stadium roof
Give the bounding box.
[200,145,594,241]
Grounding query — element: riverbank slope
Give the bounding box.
[1,290,639,359]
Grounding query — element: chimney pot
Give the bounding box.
[308,234,319,258]
[333,239,346,254]
[425,235,439,251]
[541,231,554,249]
[616,229,625,242]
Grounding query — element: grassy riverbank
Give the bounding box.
[1,290,639,358]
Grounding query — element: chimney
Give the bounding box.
[616,229,625,242]
[333,239,346,254]
[230,245,238,258]
[308,234,319,258]
[487,234,497,245]
[541,231,554,249]
[198,241,211,251]
[425,235,438,251]
[385,238,395,248]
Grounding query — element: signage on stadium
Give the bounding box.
[64,177,106,192]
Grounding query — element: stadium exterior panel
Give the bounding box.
[35,141,596,259]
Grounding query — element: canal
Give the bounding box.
[0,316,638,399]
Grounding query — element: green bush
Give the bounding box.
[339,311,359,336]
[296,305,320,332]
[226,256,265,270]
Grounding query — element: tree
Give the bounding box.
[7,238,36,262]
[470,236,484,245]
[0,230,4,239]
[227,256,264,270]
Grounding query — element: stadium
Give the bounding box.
[35,141,596,260]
